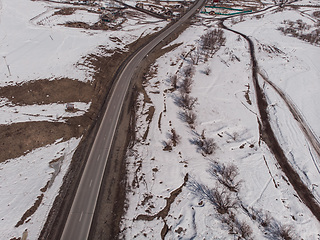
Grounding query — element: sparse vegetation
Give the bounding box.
[208,163,241,192]
[170,74,178,90]
[278,19,320,46]
[193,130,216,155]
[188,181,237,214]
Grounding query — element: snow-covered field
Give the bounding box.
[121,1,320,239]
[0,0,167,239]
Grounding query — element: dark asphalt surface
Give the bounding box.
[60,1,205,239]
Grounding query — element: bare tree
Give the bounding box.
[190,47,202,65]
[237,220,253,239]
[202,137,216,155]
[179,76,193,94]
[179,93,197,110]
[188,181,237,214]
[200,29,226,57]
[193,130,216,155]
[208,163,241,192]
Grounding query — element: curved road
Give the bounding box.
[60,1,205,239]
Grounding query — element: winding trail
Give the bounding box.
[220,20,320,222]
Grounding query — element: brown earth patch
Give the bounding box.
[15,194,44,227]
[0,78,94,106]
[0,118,86,162]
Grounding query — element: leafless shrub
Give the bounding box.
[249,208,298,240]
[278,225,295,240]
[278,19,320,46]
[179,76,193,94]
[192,130,216,155]
[170,74,178,90]
[200,29,226,57]
[170,128,180,147]
[179,93,197,110]
[202,137,216,155]
[188,181,237,214]
[163,140,172,151]
[182,65,195,78]
[223,212,253,240]
[204,66,211,75]
[208,163,241,192]
[237,220,253,239]
[183,110,196,126]
[190,47,202,65]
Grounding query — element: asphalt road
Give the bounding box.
[60,1,204,239]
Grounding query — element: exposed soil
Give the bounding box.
[15,194,44,228]
[0,119,85,162]
[0,78,94,106]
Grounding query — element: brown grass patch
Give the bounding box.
[0,78,94,106]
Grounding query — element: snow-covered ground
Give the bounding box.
[0,0,168,239]
[0,0,166,86]
[0,137,80,240]
[121,1,320,239]
[0,98,91,125]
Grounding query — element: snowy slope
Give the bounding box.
[121,3,320,239]
[0,0,168,239]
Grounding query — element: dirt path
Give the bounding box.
[221,20,320,222]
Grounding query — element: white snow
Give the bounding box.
[121,2,320,239]
[0,137,81,240]
[0,0,167,86]
[0,0,168,238]
[0,99,91,124]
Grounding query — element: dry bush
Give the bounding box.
[188,181,237,214]
[278,225,295,240]
[170,74,178,90]
[221,212,253,239]
[179,76,193,94]
[190,47,202,65]
[163,140,172,151]
[249,208,298,239]
[278,19,320,46]
[209,163,241,192]
[204,66,211,75]
[170,128,180,147]
[179,93,197,110]
[202,137,216,155]
[193,131,216,155]
[184,110,196,126]
[182,65,195,78]
[237,220,253,239]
